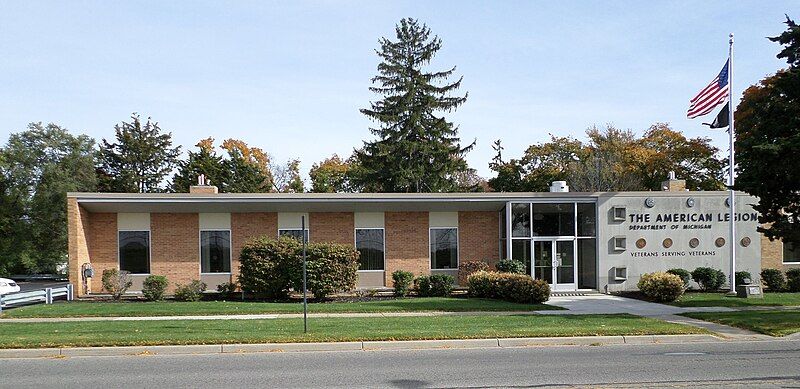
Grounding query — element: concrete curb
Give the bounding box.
[0,334,727,359]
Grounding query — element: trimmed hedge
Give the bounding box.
[691,267,726,292]
[467,271,550,304]
[391,270,414,297]
[142,275,168,301]
[415,274,454,297]
[760,268,786,291]
[238,236,360,299]
[458,261,490,285]
[496,259,526,274]
[787,269,800,292]
[666,268,691,289]
[638,272,684,302]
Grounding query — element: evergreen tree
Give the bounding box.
[97,113,181,193]
[171,138,226,192]
[354,18,474,193]
[221,139,272,193]
[735,15,800,244]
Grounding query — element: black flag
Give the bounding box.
[702,104,729,129]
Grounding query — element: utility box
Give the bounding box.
[736,284,763,299]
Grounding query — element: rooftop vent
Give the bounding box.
[550,181,569,193]
[189,174,218,194]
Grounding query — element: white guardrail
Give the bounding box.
[0,284,74,312]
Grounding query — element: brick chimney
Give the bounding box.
[189,174,218,194]
[661,171,687,192]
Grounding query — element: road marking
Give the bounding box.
[663,352,707,356]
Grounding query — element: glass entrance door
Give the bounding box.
[532,239,576,291]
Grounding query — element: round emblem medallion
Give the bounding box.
[715,237,726,247]
[741,237,751,247]
[636,238,647,249]
[663,238,673,248]
[686,197,696,208]
[645,198,655,208]
[725,197,731,207]
[689,238,699,248]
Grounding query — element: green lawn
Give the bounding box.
[0,297,561,318]
[683,311,800,337]
[671,292,800,308]
[0,314,705,348]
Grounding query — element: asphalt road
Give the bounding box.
[15,281,68,292]
[2,340,799,388]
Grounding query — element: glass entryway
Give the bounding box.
[533,240,576,291]
[502,201,598,291]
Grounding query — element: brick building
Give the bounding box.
[67,179,795,297]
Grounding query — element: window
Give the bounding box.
[201,230,231,273]
[785,241,800,263]
[279,229,308,242]
[612,206,626,222]
[511,203,530,237]
[430,228,458,269]
[356,229,384,270]
[119,231,150,274]
[613,236,627,251]
[532,203,574,236]
[577,203,596,237]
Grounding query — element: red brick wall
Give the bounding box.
[151,213,199,292]
[310,212,354,245]
[231,212,278,282]
[67,198,92,296]
[385,212,429,284]
[459,211,500,268]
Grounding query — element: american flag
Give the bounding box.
[687,60,730,119]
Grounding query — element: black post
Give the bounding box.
[302,215,308,333]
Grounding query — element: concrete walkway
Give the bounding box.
[543,294,736,316]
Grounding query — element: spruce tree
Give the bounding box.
[171,138,226,192]
[354,18,474,193]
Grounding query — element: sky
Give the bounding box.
[0,1,796,182]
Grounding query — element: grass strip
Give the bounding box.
[0,314,704,348]
[0,297,561,318]
[670,292,800,308]
[683,310,800,337]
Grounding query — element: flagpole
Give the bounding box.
[728,33,737,295]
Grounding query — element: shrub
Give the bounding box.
[735,271,753,286]
[101,269,132,300]
[786,269,800,292]
[666,268,691,289]
[414,275,432,296]
[760,268,786,292]
[458,261,490,285]
[691,267,727,292]
[391,270,415,297]
[217,282,237,295]
[174,280,207,302]
[142,275,168,301]
[238,236,360,300]
[414,274,454,297]
[495,259,526,274]
[467,271,550,304]
[638,272,685,302]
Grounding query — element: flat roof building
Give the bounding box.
[67,178,797,296]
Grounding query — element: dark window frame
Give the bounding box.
[278,228,309,242]
[430,227,459,270]
[355,228,385,271]
[200,230,232,274]
[118,230,151,275]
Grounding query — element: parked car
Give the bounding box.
[0,278,21,295]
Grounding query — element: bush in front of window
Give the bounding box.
[414,274,454,297]
[690,267,727,292]
[391,270,415,297]
[174,280,207,302]
[495,259,526,275]
[666,268,692,290]
[467,271,550,304]
[786,269,800,292]
[142,275,168,301]
[217,282,237,295]
[101,269,132,300]
[457,261,489,286]
[760,268,786,292]
[637,272,685,302]
[238,236,360,300]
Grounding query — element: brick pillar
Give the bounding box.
[309,212,354,245]
[151,213,200,292]
[88,213,118,294]
[458,211,500,268]
[231,213,278,285]
[385,212,429,285]
[67,198,90,296]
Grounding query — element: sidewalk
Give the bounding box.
[0,334,725,359]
